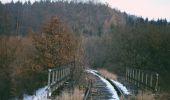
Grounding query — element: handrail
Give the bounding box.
[47,62,73,98]
[126,67,159,92]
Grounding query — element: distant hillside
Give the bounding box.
[0,1,126,36]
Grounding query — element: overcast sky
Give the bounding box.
[1,0,170,21]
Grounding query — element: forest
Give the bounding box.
[0,0,170,99]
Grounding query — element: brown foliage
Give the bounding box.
[33,16,76,70]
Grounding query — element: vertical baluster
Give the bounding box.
[57,70,60,88]
[56,70,57,82]
[155,73,159,91]
[127,69,129,82]
[59,69,61,81]
[48,69,52,87]
[138,70,140,87]
[63,68,65,79]
[126,68,127,81]
[127,69,128,82]
[146,74,148,88]
[64,68,66,80]
[128,69,130,82]
[52,70,55,84]
[134,69,136,85]
[58,69,60,83]
[129,69,131,83]
[61,68,63,79]
[132,69,134,83]
[66,68,69,77]
[48,69,52,97]
[141,71,144,87]
[135,69,137,85]
[64,68,66,78]
[150,74,153,88]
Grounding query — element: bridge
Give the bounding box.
[43,65,160,100]
[47,62,74,98]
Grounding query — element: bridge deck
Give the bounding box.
[86,70,119,100]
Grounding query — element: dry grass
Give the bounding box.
[154,92,170,100]
[129,91,155,100]
[97,68,117,80]
[56,88,84,100]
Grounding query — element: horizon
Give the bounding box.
[0,0,170,21]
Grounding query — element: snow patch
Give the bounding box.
[111,80,130,95]
[23,86,48,100]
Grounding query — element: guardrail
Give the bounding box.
[47,62,74,98]
[126,68,159,92]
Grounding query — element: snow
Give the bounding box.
[111,80,130,95]
[23,86,49,100]
[86,69,120,100]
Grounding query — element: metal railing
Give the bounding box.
[47,62,74,97]
[126,67,159,91]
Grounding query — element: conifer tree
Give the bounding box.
[33,16,76,70]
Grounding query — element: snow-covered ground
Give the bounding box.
[23,86,48,100]
[111,80,130,95]
[86,69,120,100]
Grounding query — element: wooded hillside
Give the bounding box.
[0,0,170,99]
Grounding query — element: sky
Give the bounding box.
[1,0,170,21]
[103,0,170,21]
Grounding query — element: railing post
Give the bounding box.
[150,74,153,88]
[146,74,148,88]
[56,70,58,82]
[48,69,52,87]
[138,70,140,87]
[52,71,55,84]
[155,73,159,91]
[132,69,134,83]
[129,69,132,82]
[141,71,144,87]
[48,69,52,97]
[126,67,127,81]
[135,69,137,85]
[58,69,60,82]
